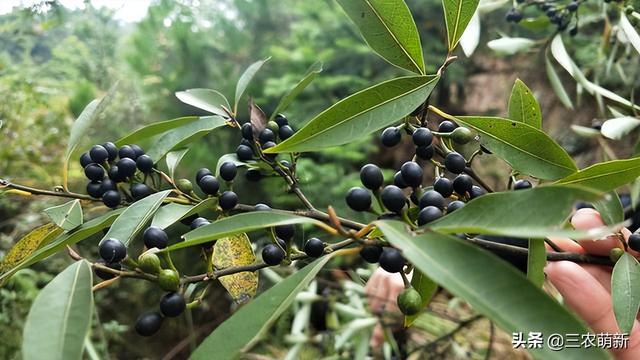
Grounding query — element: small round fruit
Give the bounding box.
[444,152,466,174]
[262,244,285,266]
[135,312,163,337]
[254,203,271,211]
[108,166,124,182]
[90,145,109,164]
[514,179,532,190]
[94,260,121,280]
[102,142,118,161]
[360,164,383,190]
[241,122,254,140]
[136,154,154,173]
[397,288,423,316]
[381,185,406,212]
[412,127,433,147]
[87,181,104,198]
[346,187,372,212]
[118,145,136,159]
[102,190,121,208]
[400,161,423,188]
[393,171,408,189]
[99,238,127,263]
[245,169,262,181]
[450,127,473,144]
[158,269,180,291]
[438,120,457,133]
[138,253,161,274]
[447,200,465,213]
[419,190,445,210]
[417,206,443,226]
[195,168,213,183]
[190,217,210,230]
[116,158,137,178]
[304,238,325,258]
[379,248,405,273]
[160,292,186,317]
[469,185,485,199]
[236,144,254,161]
[453,174,473,196]
[609,248,625,263]
[381,127,401,147]
[434,177,453,197]
[198,175,220,195]
[219,191,238,210]
[279,125,294,140]
[131,183,153,200]
[131,144,145,158]
[274,113,289,127]
[84,163,105,181]
[143,226,169,249]
[259,128,275,144]
[415,145,434,160]
[628,234,640,252]
[360,245,383,263]
[176,178,193,193]
[275,224,295,240]
[219,162,237,181]
[267,120,279,133]
[80,152,93,168]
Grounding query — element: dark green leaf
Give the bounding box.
[404,270,437,327]
[336,0,424,74]
[22,260,93,360]
[442,0,480,52]
[235,58,270,112]
[44,199,83,231]
[376,221,609,360]
[115,117,200,147]
[175,89,230,117]
[555,157,640,192]
[508,79,542,129]
[151,198,217,230]
[269,61,323,121]
[456,116,578,180]
[191,255,333,360]
[593,191,624,225]
[611,253,640,334]
[145,116,228,161]
[527,239,545,288]
[265,76,439,153]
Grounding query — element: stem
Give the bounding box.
[1,178,97,201]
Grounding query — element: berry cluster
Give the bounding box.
[80,143,156,208]
[506,0,584,35]
[192,164,239,211]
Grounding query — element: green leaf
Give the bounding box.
[175,89,230,117]
[427,185,600,238]
[508,79,542,129]
[145,116,228,161]
[336,0,425,74]
[115,117,200,147]
[487,37,535,55]
[101,190,171,247]
[265,75,439,153]
[376,221,609,360]
[0,211,121,286]
[459,10,480,57]
[593,191,624,225]
[213,233,258,303]
[0,223,63,273]
[166,148,189,180]
[527,239,545,288]
[600,117,640,140]
[404,270,437,327]
[571,124,600,138]
[215,153,246,177]
[620,13,640,55]
[442,0,480,52]
[269,61,323,121]
[22,260,93,360]
[169,211,322,251]
[191,255,333,360]
[555,157,640,192]
[545,53,573,109]
[611,253,640,334]
[151,198,217,230]
[44,200,83,231]
[235,58,270,113]
[455,116,578,180]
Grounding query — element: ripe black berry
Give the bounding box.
[569,26,578,37]
[254,203,271,211]
[438,120,457,133]
[118,145,136,159]
[236,144,254,161]
[360,164,383,190]
[131,144,145,158]
[453,174,473,196]
[629,234,640,252]
[102,142,118,161]
[198,175,220,195]
[90,145,109,164]
[412,127,433,147]
[381,127,401,147]
[160,292,186,317]
[393,171,409,189]
[94,259,121,280]
[116,158,137,178]
[567,1,578,11]
[275,224,295,240]
[259,128,275,144]
[87,181,103,198]
[274,113,289,127]
[360,245,383,263]
[416,145,434,160]
[131,183,153,200]
[381,185,406,213]
[190,217,210,230]
[419,190,445,210]
[304,238,325,258]
[195,168,213,183]
[279,125,294,140]
[241,123,254,140]
[444,152,466,174]
[400,161,423,188]
[100,179,117,194]
[346,187,372,212]
[80,152,92,168]
[447,200,465,213]
[505,8,523,23]
[136,154,154,173]
[470,185,485,199]
[102,190,121,208]
[143,226,169,249]
[84,164,104,181]
[379,248,405,273]
[262,244,285,265]
[514,179,532,190]
[219,162,237,181]
[245,169,262,181]
[433,177,453,197]
[219,191,238,210]
[108,166,124,182]
[418,206,443,226]
[135,312,163,337]
[99,238,126,263]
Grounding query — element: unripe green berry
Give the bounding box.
[176,178,193,193]
[450,127,473,144]
[158,269,180,291]
[138,253,161,274]
[267,121,279,133]
[397,287,423,316]
[609,248,624,262]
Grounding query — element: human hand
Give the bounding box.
[364,267,405,347]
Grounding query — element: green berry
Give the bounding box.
[176,178,193,193]
[138,253,161,274]
[609,248,624,263]
[397,288,423,316]
[158,269,180,291]
[267,120,279,133]
[450,127,473,144]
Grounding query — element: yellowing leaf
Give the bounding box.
[0,223,63,274]
[212,233,258,303]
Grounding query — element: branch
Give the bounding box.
[1,178,97,201]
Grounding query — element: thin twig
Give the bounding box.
[1,178,96,200]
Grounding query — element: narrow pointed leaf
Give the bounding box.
[600,117,640,140]
[455,116,577,179]
[487,37,535,55]
[166,148,190,180]
[235,58,269,112]
[152,198,217,230]
[611,253,640,334]
[145,116,228,161]
[404,270,437,327]
[175,89,230,117]
[593,191,624,225]
[508,79,542,128]
[620,13,640,55]
[336,0,424,74]
[265,76,439,153]
[376,221,609,360]
[115,117,200,147]
[269,61,323,121]
[22,261,93,360]
[555,157,640,192]
[545,54,573,109]
[44,200,83,231]
[459,10,480,57]
[527,239,545,287]
[443,0,480,51]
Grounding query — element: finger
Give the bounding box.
[369,323,385,348]
[383,274,404,313]
[571,209,622,256]
[582,264,612,293]
[365,269,386,313]
[546,236,585,253]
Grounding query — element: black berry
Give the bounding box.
[381,185,406,212]
[236,144,254,161]
[279,125,294,140]
[131,144,145,158]
[400,161,423,188]
[514,179,532,190]
[505,8,523,23]
[135,312,163,337]
[470,185,486,199]
[275,224,295,240]
[453,174,473,196]
[629,234,640,252]
[94,259,121,280]
[102,142,118,161]
[434,177,453,197]
[393,171,409,189]
[190,217,210,230]
[416,145,434,160]
[447,200,465,213]
[219,191,238,210]
[143,226,169,249]
[219,162,237,181]
[254,203,271,211]
[84,164,104,181]
[99,238,127,263]
[80,152,92,168]
[118,145,136,159]
[160,292,186,317]
[195,168,213,183]
[438,120,457,133]
[198,175,220,195]
[419,190,445,210]
[87,181,103,198]
[412,127,433,147]
[136,155,154,173]
[444,152,466,174]
[259,128,275,144]
[360,245,383,263]
[417,206,443,226]
[381,127,401,147]
[102,190,121,208]
[304,238,325,258]
[116,158,137,178]
[90,145,109,164]
[100,179,117,194]
[262,244,285,265]
[108,166,125,182]
[131,183,153,200]
[274,114,289,127]
[379,248,405,273]
[346,187,372,212]
[360,164,383,190]
[241,123,254,140]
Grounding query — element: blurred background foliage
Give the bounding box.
[0,0,638,358]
